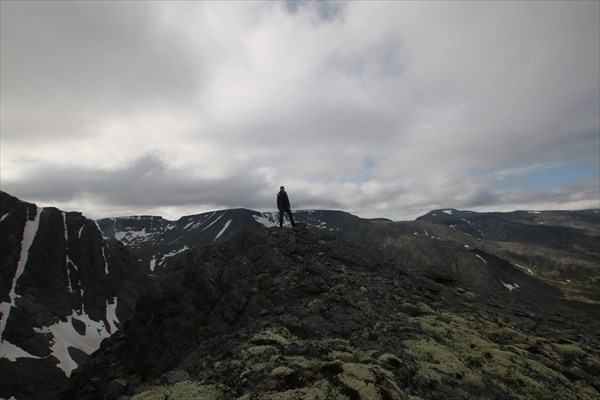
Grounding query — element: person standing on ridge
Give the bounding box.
[277,186,296,228]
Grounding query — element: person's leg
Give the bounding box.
[286,208,296,225]
[279,209,284,227]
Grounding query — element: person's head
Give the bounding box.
[280,186,285,192]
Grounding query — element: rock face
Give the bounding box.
[97,209,378,273]
[0,191,146,400]
[64,224,600,400]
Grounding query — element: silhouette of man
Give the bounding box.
[277,186,296,228]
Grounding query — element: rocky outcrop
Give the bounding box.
[0,191,146,400]
[64,224,600,400]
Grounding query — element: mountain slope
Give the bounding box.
[0,191,146,400]
[65,224,600,400]
[415,209,600,315]
[97,209,377,273]
[416,208,599,247]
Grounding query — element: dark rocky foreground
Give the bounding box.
[64,224,600,400]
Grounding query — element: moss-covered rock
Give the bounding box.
[402,310,600,400]
[131,381,225,400]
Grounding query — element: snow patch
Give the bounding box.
[157,246,190,267]
[316,221,328,229]
[183,218,204,231]
[150,255,157,272]
[443,210,453,215]
[115,228,153,246]
[500,279,520,292]
[0,207,41,341]
[162,246,190,258]
[62,212,69,242]
[101,245,109,275]
[34,299,118,377]
[93,219,108,239]
[475,254,487,264]
[66,255,79,293]
[0,213,9,222]
[201,212,224,232]
[0,339,41,361]
[514,263,535,276]
[253,212,278,227]
[78,225,85,239]
[214,220,232,241]
[105,298,119,334]
[461,218,484,237]
[114,231,127,241]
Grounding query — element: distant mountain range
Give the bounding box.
[1,190,598,399]
[96,209,380,273]
[416,208,599,246]
[414,208,599,313]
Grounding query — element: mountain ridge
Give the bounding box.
[417,208,599,245]
[97,209,383,273]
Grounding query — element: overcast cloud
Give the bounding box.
[1,0,598,220]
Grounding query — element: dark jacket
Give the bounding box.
[277,191,291,210]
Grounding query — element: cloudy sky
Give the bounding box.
[1,0,599,221]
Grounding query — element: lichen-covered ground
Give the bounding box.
[130,310,599,400]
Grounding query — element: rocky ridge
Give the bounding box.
[65,223,600,400]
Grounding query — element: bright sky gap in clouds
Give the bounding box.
[1,0,598,221]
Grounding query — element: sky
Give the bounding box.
[1,0,599,221]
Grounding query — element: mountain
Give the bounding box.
[416,208,600,245]
[97,209,379,273]
[65,221,600,399]
[415,209,600,315]
[0,191,146,400]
